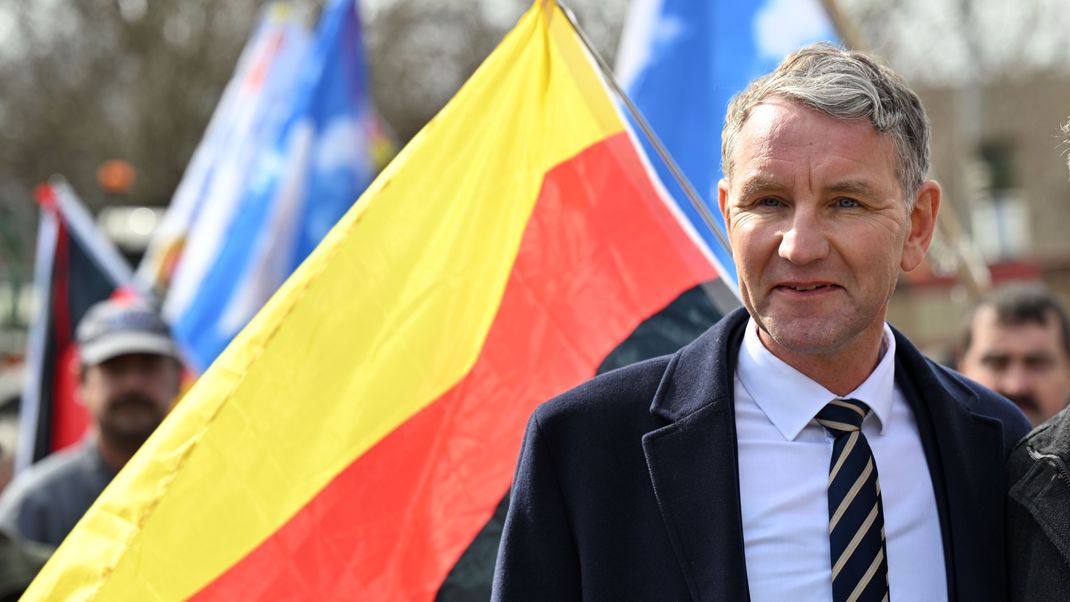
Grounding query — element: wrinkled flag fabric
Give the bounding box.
[26,2,720,600]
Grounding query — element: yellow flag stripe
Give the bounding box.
[28,3,623,600]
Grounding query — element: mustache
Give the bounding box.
[1005,393,1040,415]
[108,392,160,410]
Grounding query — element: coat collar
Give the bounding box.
[648,307,747,422]
[642,307,749,601]
[1009,409,1070,568]
[1021,406,1070,460]
[641,309,1007,601]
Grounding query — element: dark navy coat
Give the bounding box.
[493,308,1030,601]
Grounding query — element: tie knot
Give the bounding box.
[815,398,869,434]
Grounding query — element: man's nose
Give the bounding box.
[778,208,830,265]
[998,364,1035,397]
[108,362,155,389]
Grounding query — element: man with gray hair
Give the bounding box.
[493,43,1029,601]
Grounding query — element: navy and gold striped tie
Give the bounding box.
[815,398,889,602]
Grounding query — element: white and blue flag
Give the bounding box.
[162,0,390,373]
[139,4,311,297]
[616,0,838,284]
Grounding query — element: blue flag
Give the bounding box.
[288,0,387,267]
[616,0,839,285]
[164,0,390,373]
[140,5,310,297]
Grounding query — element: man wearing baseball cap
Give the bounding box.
[0,298,182,547]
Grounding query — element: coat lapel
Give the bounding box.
[642,308,750,601]
[893,330,1008,601]
[638,316,1008,601]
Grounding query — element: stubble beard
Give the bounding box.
[751,298,883,359]
[99,392,165,451]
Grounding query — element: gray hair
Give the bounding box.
[1063,117,1070,172]
[721,43,931,206]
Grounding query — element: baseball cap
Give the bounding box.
[76,298,179,365]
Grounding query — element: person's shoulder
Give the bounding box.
[0,444,105,541]
[530,308,746,441]
[0,446,92,508]
[1012,407,1070,461]
[1006,408,1070,494]
[0,528,51,600]
[21,444,92,482]
[532,354,674,431]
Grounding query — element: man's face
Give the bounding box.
[80,352,181,447]
[718,99,937,361]
[959,306,1070,424]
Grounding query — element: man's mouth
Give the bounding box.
[1006,394,1040,416]
[113,400,152,410]
[778,283,835,292]
[108,394,158,414]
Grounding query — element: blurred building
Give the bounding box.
[888,75,1070,359]
[96,205,164,268]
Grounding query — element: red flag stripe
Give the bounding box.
[49,219,88,453]
[191,132,717,600]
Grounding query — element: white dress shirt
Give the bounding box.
[734,319,947,601]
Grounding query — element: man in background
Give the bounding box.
[0,298,181,546]
[959,283,1070,425]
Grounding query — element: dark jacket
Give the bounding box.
[0,438,115,547]
[1007,407,1070,600]
[0,528,50,602]
[493,308,1031,601]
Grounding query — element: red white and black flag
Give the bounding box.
[15,180,137,472]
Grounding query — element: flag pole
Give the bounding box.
[818,0,865,51]
[555,1,734,262]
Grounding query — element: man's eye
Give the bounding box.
[981,356,1010,372]
[758,197,781,207]
[835,197,861,208]
[1025,355,1056,371]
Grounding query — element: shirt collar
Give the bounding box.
[736,318,897,440]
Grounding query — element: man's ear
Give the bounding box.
[75,364,89,408]
[900,180,941,272]
[717,178,731,232]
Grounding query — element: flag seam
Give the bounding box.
[84,186,360,599]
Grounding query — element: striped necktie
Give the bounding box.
[815,398,889,602]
